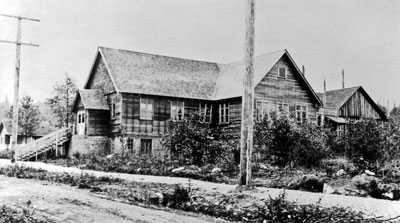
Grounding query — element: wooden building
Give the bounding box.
[71,47,323,155]
[0,119,53,151]
[317,86,387,134]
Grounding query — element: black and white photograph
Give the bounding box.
[0,0,399,222]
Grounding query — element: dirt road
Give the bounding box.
[0,176,226,223]
[0,159,399,220]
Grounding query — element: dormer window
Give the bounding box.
[278,67,287,78]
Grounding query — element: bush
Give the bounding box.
[161,113,234,167]
[344,119,384,164]
[254,114,329,167]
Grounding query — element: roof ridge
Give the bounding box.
[99,46,220,65]
[324,86,361,93]
[223,49,286,65]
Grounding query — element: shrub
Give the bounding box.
[344,119,384,164]
[254,114,329,167]
[161,113,230,166]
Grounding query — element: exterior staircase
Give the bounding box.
[17,127,71,161]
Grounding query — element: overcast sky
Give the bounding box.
[0,0,399,108]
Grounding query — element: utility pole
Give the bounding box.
[239,0,255,186]
[0,14,39,162]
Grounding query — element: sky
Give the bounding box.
[0,0,399,108]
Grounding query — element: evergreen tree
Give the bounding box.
[8,96,41,140]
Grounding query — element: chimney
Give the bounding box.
[342,69,345,89]
[322,78,327,106]
[302,65,305,76]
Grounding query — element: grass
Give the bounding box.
[0,165,396,222]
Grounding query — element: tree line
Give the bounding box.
[6,74,77,140]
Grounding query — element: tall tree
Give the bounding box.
[47,73,77,128]
[8,96,41,141]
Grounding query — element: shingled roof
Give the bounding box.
[317,86,387,120]
[75,89,110,110]
[83,47,321,105]
[317,86,360,109]
[99,47,220,100]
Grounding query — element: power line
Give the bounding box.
[0,14,39,162]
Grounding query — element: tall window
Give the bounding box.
[78,113,85,123]
[127,138,134,153]
[278,67,287,78]
[140,139,152,155]
[219,103,229,123]
[140,98,154,120]
[256,101,268,121]
[199,103,212,122]
[296,105,307,124]
[276,102,289,118]
[171,100,185,121]
[110,96,116,119]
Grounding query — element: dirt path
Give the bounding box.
[1,159,399,219]
[0,175,227,223]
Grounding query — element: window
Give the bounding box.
[77,113,85,123]
[276,102,289,117]
[256,101,269,121]
[110,96,116,119]
[140,98,154,120]
[296,105,307,124]
[278,67,287,78]
[171,100,184,121]
[140,139,152,155]
[127,138,134,153]
[337,125,345,137]
[219,103,229,123]
[199,103,212,122]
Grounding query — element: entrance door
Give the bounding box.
[77,110,85,135]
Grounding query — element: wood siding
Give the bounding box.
[339,91,381,119]
[254,54,319,122]
[87,110,109,136]
[86,56,116,95]
[119,93,212,136]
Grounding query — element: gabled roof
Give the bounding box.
[317,86,387,120]
[73,89,110,110]
[0,120,52,136]
[317,86,360,109]
[0,120,12,135]
[82,47,322,105]
[98,47,220,100]
[214,49,322,104]
[214,50,286,99]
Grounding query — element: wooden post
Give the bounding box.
[0,14,40,162]
[55,133,58,157]
[239,0,255,186]
[10,18,22,162]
